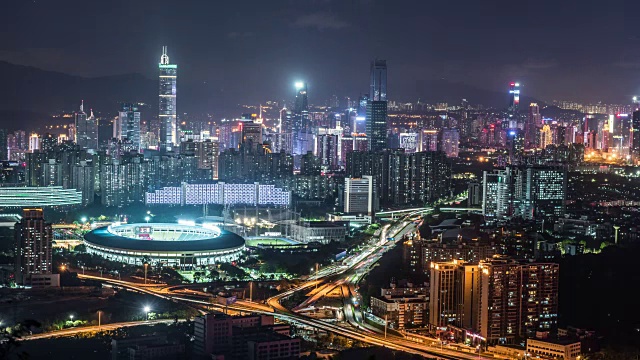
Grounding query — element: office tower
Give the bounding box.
[40,133,58,153]
[15,208,58,287]
[522,165,567,220]
[419,129,439,152]
[159,46,178,152]
[0,128,7,161]
[117,103,141,152]
[315,134,338,170]
[292,82,311,155]
[478,258,559,343]
[75,101,98,151]
[468,182,482,207]
[632,110,640,160]
[366,101,388,151]
[482,165,566,221]
[398,133,418,153]
[344,175,376,215]
[366,60,388,151]
[28,133,40,152]
[482,168,515,219]
[429,262,458,328]
[506,129,525,164]
[358,94,369,117]
[278,107,294,153]
[509,82,520,112]
[429,260,483,331]
[370,59,387,101]
[438,128,460,158]
[526,103,541,148]
[539,124,552,149]
[71,160,95,206]
[240,119,263,150]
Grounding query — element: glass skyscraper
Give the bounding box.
[369,60,387,101]
[159,46,177,152]
[366,60,388,151]
[75,100,98,151]
[117,103,141,152]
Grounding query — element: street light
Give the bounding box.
[69,314,74,321]
[144,306,151,320]
[145,216,151,223]
[81,217,87,223]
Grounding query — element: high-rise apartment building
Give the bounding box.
[346,150,451,207]
[240,119,263,150]
[15,208,58,287]
[28,133,40,152]
[159,46,177,152]
[482,165,566,221]
[430,258,559,345]
[478,258,559,343]
[315,134,338,170]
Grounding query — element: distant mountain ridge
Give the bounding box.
[0,61,155,114]
[0,60,546,131]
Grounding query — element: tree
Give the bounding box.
[0,320,41,360]
[207,269,219,281]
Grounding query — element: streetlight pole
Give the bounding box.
[97,311,102,330]
[144,263,148,284]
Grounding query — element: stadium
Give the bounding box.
[84,223,245,266]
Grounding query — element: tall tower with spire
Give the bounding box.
[75,100,98,151]
[159,46,177,152]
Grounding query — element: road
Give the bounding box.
[23,319,179,340]
[64,210,490,359]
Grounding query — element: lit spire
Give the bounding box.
[80,100,84,113]
[90,109,94,118]
[160,46,169,65]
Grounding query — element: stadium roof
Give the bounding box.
[84,225,245,252]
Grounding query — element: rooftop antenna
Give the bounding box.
[160,46,169,65]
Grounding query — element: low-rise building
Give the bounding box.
[289,221,348,244]
[370,284,428,329]
[526,337,581,360]
[246,332,301,360]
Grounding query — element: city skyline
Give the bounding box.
[1,0,639,109]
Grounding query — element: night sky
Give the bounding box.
[1,0,638,106]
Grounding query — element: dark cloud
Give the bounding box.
[292,12,349,30]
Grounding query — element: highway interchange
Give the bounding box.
[41,212,493,360]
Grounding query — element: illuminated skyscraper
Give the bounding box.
[509,82,520,112]
[366,60,388,151]
[75,101,98,151]
[159,46,177,152]
[370,60,387,101]
[15,208,58,287]
[293,82,310,155]
[632,110,640,160]
[526,103,541,148]
[117,103,141,152]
